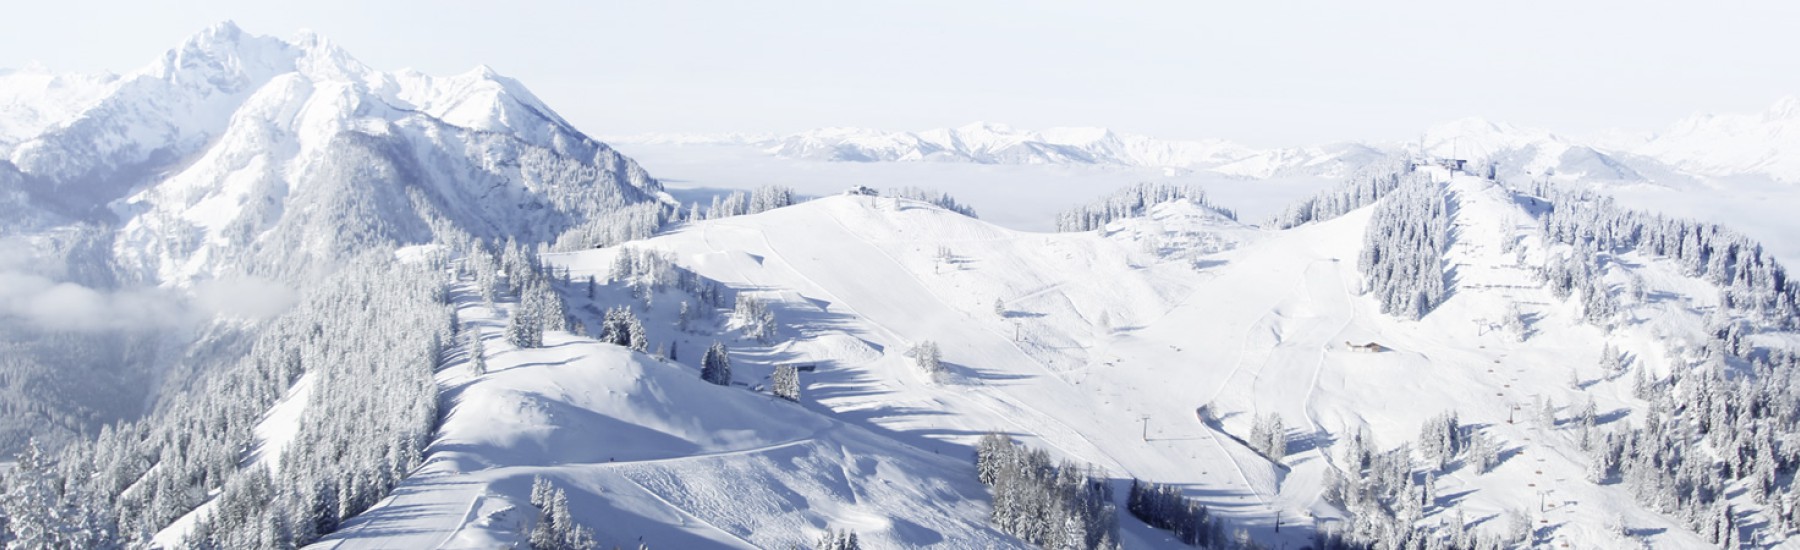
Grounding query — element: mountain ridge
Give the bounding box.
[2,21,670,284]
[607,98,1800,183]
[0,21,671,463]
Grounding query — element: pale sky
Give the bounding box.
[7,0,1800,146]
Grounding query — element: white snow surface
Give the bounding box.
[326,170,1775,548]
[610,140,1344,233]
[312,287,1015,549]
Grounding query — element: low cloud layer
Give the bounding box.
[0,236,300,331]
[0,271,183,331]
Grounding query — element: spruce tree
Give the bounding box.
[627,315,648,352]
[467,331,486,374]
[773,365,801,401]
[912,341,944,381]
[701,342,732,386]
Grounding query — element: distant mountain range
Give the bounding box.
[608,122,1388,179]
[609,98,1800,184]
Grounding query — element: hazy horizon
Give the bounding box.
[5,1,1800,147]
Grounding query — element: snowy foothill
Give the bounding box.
[302,165,1797,547]
[310,268,1016,549]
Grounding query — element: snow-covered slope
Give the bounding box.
[318,280,1017,549]
[321,171,1773,547]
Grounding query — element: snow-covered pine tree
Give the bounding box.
[1467,429,1498,474]
[59,252,461,547]
[1056,183,1234,232]
[528,476,596,550]
[1506,509,1534,546]
[1600,344,1624,375]
[975,434,1122,548]
[468,331,486,374]
[772,365,801,402]
[4,439,69,548]
[1417,411,1463,472]
[701,342,732,386]
[888,187,978,218]
[540,282,568,333]
[1126,477,1231,548]
[749,185,797,214]
[815,529,862,550]
[1248,412,1287,461]
[598,306,639,347]
[627,314,648,353]
[1268,157,1416,229]
[911,341,945,382]
[1358,175,1451,320]
[507,306,539,349]
[1504,303,1530,341]
[732,294,776,343]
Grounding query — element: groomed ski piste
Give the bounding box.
[300,167,1752,548]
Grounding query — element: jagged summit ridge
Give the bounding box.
[1,22,668,283]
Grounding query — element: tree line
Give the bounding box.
[1055,183,1236,233]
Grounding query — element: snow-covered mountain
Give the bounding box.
[1413,117,1647,182]
[0,64,119,156]
[7,22,667,282]
[613,123,1387,179]
[1627,96,1800,182]
[823,118,1647,183]
[616,97,1800,187]
[0,22,669,455]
